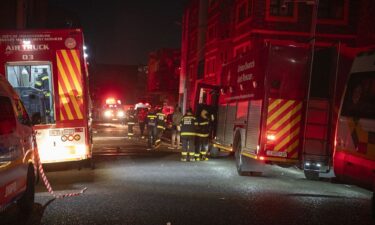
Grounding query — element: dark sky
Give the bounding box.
[50,0,186,65]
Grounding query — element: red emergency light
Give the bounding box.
[106,98,116,105]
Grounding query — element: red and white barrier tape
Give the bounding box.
[32,132,88,199]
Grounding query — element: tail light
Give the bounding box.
[266,132,276,142]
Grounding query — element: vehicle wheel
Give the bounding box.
[304,170,319,181]
[17,165,35,214]
[234,133,245,176]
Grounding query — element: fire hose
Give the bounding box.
[32,131,88,199]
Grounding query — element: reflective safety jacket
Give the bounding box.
[127,110,136,124]
[146,112,157,127]
[196,117,210,138]
[180,114,198,136]
[156,112,166,130]
[35,74,49,91]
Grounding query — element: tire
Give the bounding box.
[304,170,319,181]
[17,165,35,214]
[234,133,245,176]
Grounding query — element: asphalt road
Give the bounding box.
[1,123,374,225]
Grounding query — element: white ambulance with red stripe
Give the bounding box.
[0,29,92,164]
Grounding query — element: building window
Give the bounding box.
[205,58,216,77]
[236,0,253,24]
[318,0,344,19]
[317,0,348,25]
[266,0,298,22]
[270,0,293,17]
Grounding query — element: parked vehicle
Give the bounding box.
[0,75,36,213]
[0,29,93,164]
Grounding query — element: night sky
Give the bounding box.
[50,0,186,65]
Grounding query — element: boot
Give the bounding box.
[181,152,187,162]
[195,153,201,161]
[201,151,208,161]
[188,152,195,162]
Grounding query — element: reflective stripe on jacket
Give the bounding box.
[147,113,157,126]
[196,117,210,138]
[180,115,197,136]
[156,112,166,129]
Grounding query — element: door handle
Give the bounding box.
[346,161,353,166]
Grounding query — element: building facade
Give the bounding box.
[180,0,375,112]
[147,48,181,106]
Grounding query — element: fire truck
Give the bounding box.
[206,40,375,182]
[0,29,93,164]
[210,41,310,175]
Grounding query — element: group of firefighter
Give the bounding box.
[126,105,212,162]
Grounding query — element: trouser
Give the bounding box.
[171,128,180,148]
[181,136,195,161]
[139,122,145,136]
[128,122,135,137]
[147,126,157,148]
[196,136,209,160]
[155,128,164,146]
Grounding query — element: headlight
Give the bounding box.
[104,110,112,118]
[117,111,125,117]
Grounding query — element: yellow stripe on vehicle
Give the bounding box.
[274,127,300,151]
[267,100,294,126]
[286,140,300,157]
[268,99,282,113]
[275,114,301,140]
[57,54,83,119]
[270,103,302,131]
[58,83,74,120]
[61,50,82,93]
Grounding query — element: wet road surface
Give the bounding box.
[1,123,373,225]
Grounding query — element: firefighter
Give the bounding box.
[180,108,197,162]
[146,107,157,150]
[127,107,136,139]
[34,68,51,117]
[196,109,210,161]
[137,108,147,139]
[155,106,166,148]
[169,106,183,149]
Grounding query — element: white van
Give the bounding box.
[0,75,36,213]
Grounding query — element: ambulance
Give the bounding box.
[0,29,93,164]
[0,75,36,213]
